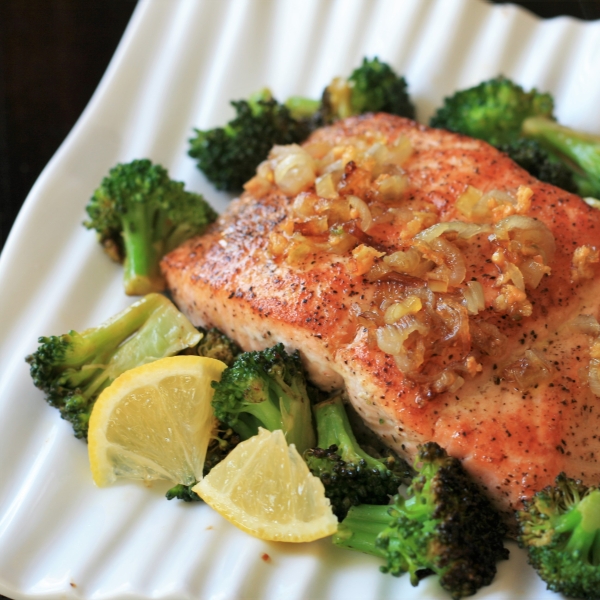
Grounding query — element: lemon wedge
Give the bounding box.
[88,355,227,487]
[193,428,337,542]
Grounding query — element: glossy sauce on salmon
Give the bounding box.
[162,114,600,524]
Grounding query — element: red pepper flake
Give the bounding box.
[261,553,271,562]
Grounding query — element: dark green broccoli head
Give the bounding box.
[26,294,201,439]
[321,57,415,124]
[188,89,311,192]
[517,472,600,599]
[379,443,508,597]
[498,138,578,193]
[211,343,316,453]
[304,395,410,519]
[165,483,201,502]
[430,76,555,146]
[85,159,217,295]
[334,442,508,599]
[202,423,242,476]
[195,328,242,367]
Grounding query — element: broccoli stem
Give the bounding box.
[561,490,600,561]
[285,96,321,121]
[121,207,164,295]
[238,399,287,439]
[522,116,600,197]
[314,395,376,466]
[272,376,315,453]
[64,292,166,372]
[333,503,390,558]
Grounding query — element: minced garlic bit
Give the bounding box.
[456,184,533,223]
[572,245,600,282]
[493,284,532,318]
[352,244,385,276]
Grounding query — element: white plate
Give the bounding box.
[1,1,599,598]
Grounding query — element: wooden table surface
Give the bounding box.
[0,1,599,599]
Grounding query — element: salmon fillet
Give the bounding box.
[162,114,600,523]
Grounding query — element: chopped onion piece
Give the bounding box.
[415,221,491,242]
[273,146,316,195]
[352,244,384,276]
[493,215,556,264]
[463,281,486,315]
[450,376,466,393]
[292,192,319,218]
[502,349,555,390]
[388,136,413,166]
[520,257,549,289]
[384,248,424,275]
[429,238,466,286]
[348,195,373,231]
[315,173,338,199]
[428,280,448,293]
[456,186,483,219]
[384,296,423,324]
[505,262,525,291]
[257,160,273,180]
[376,315,428,358]
[376,174,408,202]
[470,320,507,357]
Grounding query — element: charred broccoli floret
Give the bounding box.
[304,394,410,519]
[333,442,508,599]
[497,138,577,192]
[195,328,242,367]
[523,116,600,198]
[188,89,311,192]
[165,483,201,502]
[85,159,217,295]
[286,57,415,126]
[166,423,242,502]
[211,343,316,453]
[26,294,201,439]
[517,472,600,599]
[430,76,554,146]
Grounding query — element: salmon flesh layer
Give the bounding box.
[162,114,600,522]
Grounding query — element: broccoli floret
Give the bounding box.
[333,442,509,599]
[26,293,201,439]
[188,89,311,192]
[195,328,242,367]
[211,343,316,454]
[517,472,600,599]
[165,483,201,502]
[497,138,577,193]
[287,57,415,127]
[85,159,217,296]
[304,394,411,519]
[523,116,600,198]
[166,422,242,502]
[430,76,555,146]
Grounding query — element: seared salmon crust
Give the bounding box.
[162,114,600,525]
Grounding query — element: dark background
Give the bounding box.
[0,0,599,597]
[1,1,600,256]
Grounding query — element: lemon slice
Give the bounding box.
[88,355,227,487]
[193,428,338,542]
